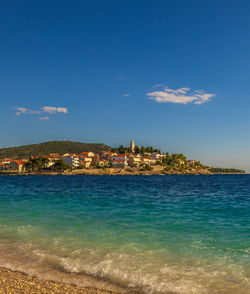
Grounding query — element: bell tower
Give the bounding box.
[130,139,135,153]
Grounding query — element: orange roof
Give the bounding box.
[14,160,25,165]
[113,160,126,162]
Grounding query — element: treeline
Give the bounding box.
[112,145,161,154]
[0,141,111,159]
[25,157,71,171]
[209,167,245,174]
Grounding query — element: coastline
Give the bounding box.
[0,167,246,176]
[0,267,122,294]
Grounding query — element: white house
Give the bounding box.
[150,152,161,160]
[112,160,128,168]
[128,154,141,167]
[62,156,79,167]
[142,157,156,166]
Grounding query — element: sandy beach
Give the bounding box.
[0,267,118,294]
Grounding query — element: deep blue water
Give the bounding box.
[0,175,249,293]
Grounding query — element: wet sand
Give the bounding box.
[0,267,118,294]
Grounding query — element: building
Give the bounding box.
[0,163,7,171]
[150,152,161,160]
[128,154,141,167]
[112,160,128,168]
[81,152,95,157]
[79,156,92,162]
[141,157,156,166]
[130,139,135,153]
[61,156,79,167]
[112,154,129,161]
[43,155,61,168]
[79,160,91,168]
[8,160,26,173]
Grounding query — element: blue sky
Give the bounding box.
[1,0,250,171]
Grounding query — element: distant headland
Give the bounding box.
[0,140,245,175]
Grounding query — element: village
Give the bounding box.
[0,139,199,174]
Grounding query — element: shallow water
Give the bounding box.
[0,175,249,293]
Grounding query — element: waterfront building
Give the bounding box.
[61,156,79,167]
[112,160,128,168]
[0,163,7,170]
[128,155,141,167]
[79,160,91,168]
[141,157,157,166]
[8,160,26,173]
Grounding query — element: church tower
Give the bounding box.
[130,139,135,153]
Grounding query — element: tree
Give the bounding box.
[118,145,125,154]
[52,159,71,170]
[25,157,48,171]
[135,146,140,154]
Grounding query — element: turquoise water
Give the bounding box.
[0,175,249,293]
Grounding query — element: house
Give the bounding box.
[79,160,91,168]
[150,152,161,160]
[61,156,79,167]
[0,159,11,165]
[81,152,95,157]
[104,152,117,161]
[43,155,61,167]
[0,163,7,171]
[92,155,100,163]
[112,154,129,161]
[188,160,196,165]
[141,157,156,166]
[178,159,185,165]
[128,154,141,167]
[112,160,128,168]
[79,156,92,162]
[8,160,26,173]
[112,154,129,167]
[49,153,59,157]
[98,151,116,161]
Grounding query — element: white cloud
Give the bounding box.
[147,86,215,105]
[122,94,131,97]
[41,106,68,114]
[14,107,40,114]
[39,117,50,120]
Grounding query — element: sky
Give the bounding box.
[1,0,250,171]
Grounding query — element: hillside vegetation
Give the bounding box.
[0,141,111,159]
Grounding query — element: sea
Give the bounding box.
[0,175,249,294]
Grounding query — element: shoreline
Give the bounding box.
[0,267,122,294]
[0,170,246,176]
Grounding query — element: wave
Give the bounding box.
[0,237,249,294]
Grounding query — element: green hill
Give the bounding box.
[0,141,112,159]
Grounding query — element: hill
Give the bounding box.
[0,141,112,159]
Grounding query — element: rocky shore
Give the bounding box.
[0,166,213,176]
[1,166,246,176]
[0,267,119,294]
